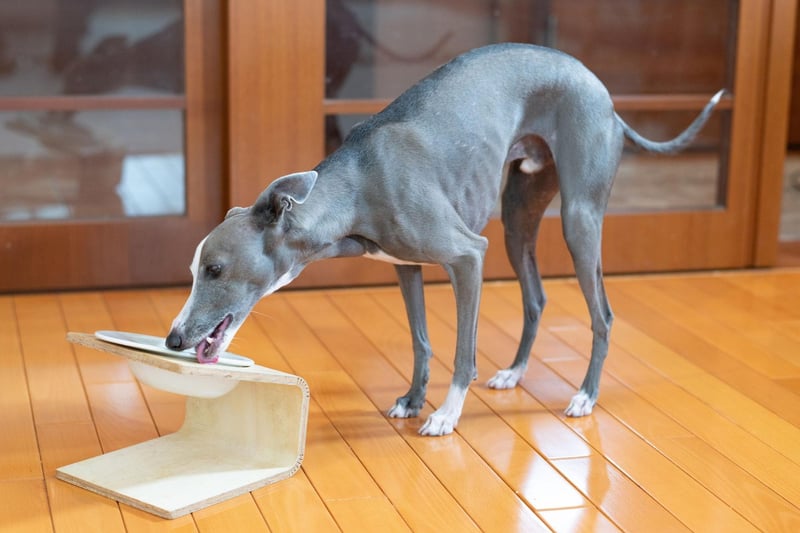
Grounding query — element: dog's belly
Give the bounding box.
[364,250,430,266]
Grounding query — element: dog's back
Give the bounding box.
[326,43,615,234]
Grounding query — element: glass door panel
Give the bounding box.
[0,0,224,291]
[0,0,183,97]
[0,0,185,222]
[0,109,185,221]
[323,0,752,279]
[325,0,736,214]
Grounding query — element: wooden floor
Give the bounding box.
[3,269,800,532]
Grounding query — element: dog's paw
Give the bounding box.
[565,390,595,417]
[419,411,457,436]
[487,368,524,389]
[387,398,421,419]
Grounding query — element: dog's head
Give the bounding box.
[166,171,317,363]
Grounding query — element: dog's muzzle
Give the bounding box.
[165,314,233,364]
[165,330,184,351]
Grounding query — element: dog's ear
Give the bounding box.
[252,170,318,226]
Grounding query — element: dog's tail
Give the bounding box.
[615,89,726,154]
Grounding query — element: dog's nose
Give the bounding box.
[165,330,184,350]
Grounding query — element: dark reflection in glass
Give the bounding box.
[0,1,187,223]
[324,0,733,102]
[324,0,737,212]
[782,153,800,241]
[0,0,183,97]
[0,110,185,221]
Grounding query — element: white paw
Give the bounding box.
[487,368,524,389]
[387,401,420,419]
[565,390,595,417]
[419,411,458,436]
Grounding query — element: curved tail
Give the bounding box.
[615,89,727,154]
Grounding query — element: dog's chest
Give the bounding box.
[363,250,427,266]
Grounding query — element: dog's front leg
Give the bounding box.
[419,244,486,436]
[388,264,432,418]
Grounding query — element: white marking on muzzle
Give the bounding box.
[171,236,208,330]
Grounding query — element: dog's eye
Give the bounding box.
[205,264,223,279]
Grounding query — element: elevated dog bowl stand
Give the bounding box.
[57,332,309,519]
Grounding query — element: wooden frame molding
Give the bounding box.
[224,0,791,289]
[753,0,798,265]
[0,96,185,111]
[323,94,736,116]
[0,0,225,292]
[227,0,326,207]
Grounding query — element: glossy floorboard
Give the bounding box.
[2,269,799,532]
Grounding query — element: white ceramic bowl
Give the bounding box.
[128,360,239,398]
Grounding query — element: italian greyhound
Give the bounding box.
[166,43,723,436]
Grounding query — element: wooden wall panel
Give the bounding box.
[754,0,798,265]
[226,0,410,288]
[227,0,326,207]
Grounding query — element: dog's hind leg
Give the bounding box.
[488,149,559,390]
[557,125,621,417]
[388,264,432,418]
[562,209,613,417]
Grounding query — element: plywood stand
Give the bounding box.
[57,333,310,519]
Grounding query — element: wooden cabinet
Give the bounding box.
[0,0,225,291]
[0,0,794,291]
[228,0,795,288]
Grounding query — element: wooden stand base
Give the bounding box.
[57,333,309,519]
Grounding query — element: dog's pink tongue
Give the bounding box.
[194,315,232,364]
[195,339,219,364]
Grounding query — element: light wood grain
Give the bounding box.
[227,0,324,205]
[0,296,41,481]
[54,333,308,520]
[252,470,340,532]
[538,506,622,533]
[285,292,553,530]
[551,454,689,532]
[753,0,798,264]
[103,290,188,436]
[45,478,126,533]
[191,494,268,532]
[148,290,355,529]
[0,479,53,533]
[6,269,800,530]
[15,295,92,425]
[325,497,410,533]
[424,284,755,531]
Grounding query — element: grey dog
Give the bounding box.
[166,43,723,436]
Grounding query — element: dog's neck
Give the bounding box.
[285,151,369,263]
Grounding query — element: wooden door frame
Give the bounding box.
[753,0,798,265]
[0,0,225,292]
[227,0,326,206]
[226,0,792,290]
[227,0,413,287]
